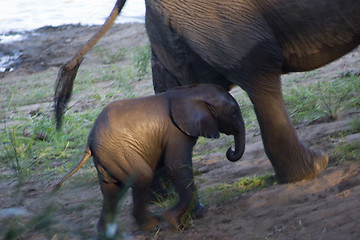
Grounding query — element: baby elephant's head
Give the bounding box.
[169,84,245,161]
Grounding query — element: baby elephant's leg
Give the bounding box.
[162,137,204,228]
[97,180,124,238]
[132,185,160,230]
[149,167,169,201]
[132,159,160,230]
[162,164,198,227]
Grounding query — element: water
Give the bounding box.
[0,0,145,72]
[0,0,145,34]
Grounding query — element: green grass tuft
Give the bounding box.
[200,173,277,204]
[132,43,151,80]
[94,46,127,64]
[283,75,360,124]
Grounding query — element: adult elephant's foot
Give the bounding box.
[247,80,329,183]
[273,146,328,183]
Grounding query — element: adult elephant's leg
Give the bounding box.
[151,48,232,93]
[247,75,328,183]
[151,50,182,93]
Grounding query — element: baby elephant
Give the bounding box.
[55,84,245,235]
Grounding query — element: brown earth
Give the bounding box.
[1,23,360,240]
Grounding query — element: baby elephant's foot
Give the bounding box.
[96,223,120,240]
[162,210,182,229]
[163,203,207,229]
[135,213,160,231]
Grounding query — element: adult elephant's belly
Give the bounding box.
[146,0,283,88]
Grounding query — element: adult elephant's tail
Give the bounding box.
[54,0,127,130]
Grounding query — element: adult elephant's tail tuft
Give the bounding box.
[54,59,83,130]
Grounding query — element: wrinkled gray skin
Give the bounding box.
[54,0,359,184]
[56,84,245,235]
[146,0,360,183]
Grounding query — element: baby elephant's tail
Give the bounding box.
[53,147,92,191]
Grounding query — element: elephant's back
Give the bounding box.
[98,96,169,129]
[87,96,169,170]
[260,0,360,72]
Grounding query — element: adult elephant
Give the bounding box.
[55,0,360,183]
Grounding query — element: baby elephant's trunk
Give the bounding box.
[53,147,92,191]
[226,126,246,162]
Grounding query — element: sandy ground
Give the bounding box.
[1,23,360,239]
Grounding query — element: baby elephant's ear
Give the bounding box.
[169,98,220,138]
